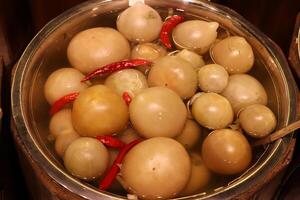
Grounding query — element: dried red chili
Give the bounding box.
[160,15,184,49]
[49,92,79,115]
[99,139,142,190]
[96,135,125,149]
[81,59,151,82]
[122,92,132,106]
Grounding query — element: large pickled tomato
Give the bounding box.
[129,87,187,138]
[72,85,129,137]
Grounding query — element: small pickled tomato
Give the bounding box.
[172,20,219,55]
[117,128,142,144]
[117,3,163,43]
[210,36,254,74]
[44,68,88,104]
[148,56,197,99]
[64,137,109,180]
[131,43,167,73]
[180,153,211,196]
[238,104,277,138]
[129,87,187,138]
[176,49,205,70]
[221,74,268,114]
[175,120,202,149]
[202,129,252,175]
[49,109,75,138]
[55,131,79,158]
[191,93,234,129]
[105,69,148,97]
[197,64,229,93]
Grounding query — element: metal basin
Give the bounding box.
[11,0,298,199]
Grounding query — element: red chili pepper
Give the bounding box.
[99,139,142,190]
[122,92,132,106]
[160,15,184,49]
[49,92,79,116]
[81,59,151,82]
[96,135,125,149]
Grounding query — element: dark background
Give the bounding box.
[0,0,299,199]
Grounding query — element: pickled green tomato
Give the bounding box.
[211,36,254,74]
[64,137,109,181]
[131,43,166,61]
[67,28,130,74]
[117,3,162,43]
[148,56,197,99]
[197,64,229,93]
[129,87,187,138]
[44,68,89,104]
[191,93,234,129]
[172,20,219,54]
[72,85,129,137]
[55,132,79,157]
[121,137,191,199]
[104,69,148,97]
[49,109,76,138]
[202,129,252,175]
[117,128,142,144]
[131,43,167,73]
[180,153,211,196]
[221,74,268,114]
[175,49,205,70]
[238,104,277,138]
[175,120,201,149]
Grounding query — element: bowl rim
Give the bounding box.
[11,0,298,199]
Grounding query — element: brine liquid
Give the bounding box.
[35,5,271,198]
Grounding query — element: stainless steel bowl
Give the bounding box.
[11,0,298,199]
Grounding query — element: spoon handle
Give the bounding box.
[252,120,300,147]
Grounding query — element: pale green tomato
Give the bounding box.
[180,153,211,196]
[211,36,254,74]
[221,74,268,114]
[105,69,148,97]
[55,131,79,158]
[191,93,234,129]
[129,87,187,138]
[148,56,197,99]
[72,85,129,137]
[202,129,252,175]
[117,3,162,43]
[67,27,130,74]
[172,20,219,54]
[197,64,229,93]
[238,104,277,138]
[44,68,88,104]
[176,49,205,69]
[121,137,191,199]
[64,137,109,180]
[175,120,201,149]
